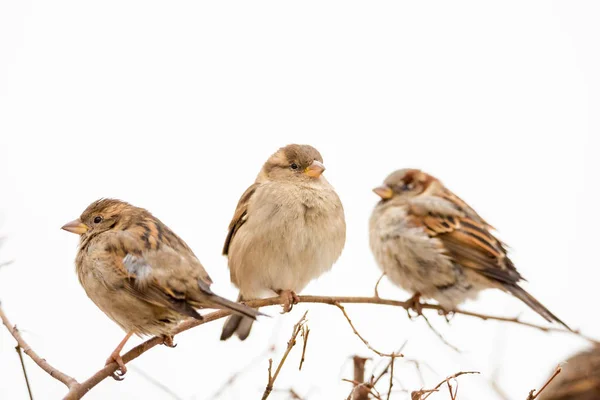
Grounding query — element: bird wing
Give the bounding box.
[407,191,522,286]
[101,229,211,319]
[222,182,260,255]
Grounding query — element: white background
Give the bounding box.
[1,1,599,399]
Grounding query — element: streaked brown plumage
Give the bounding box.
[538,345,600,400]
[220,144,346,341]
[62,199,262,378]
[369,169,569,329]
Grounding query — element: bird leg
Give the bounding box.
[276,289,300,313]
[106,331,133,380]
[162,335,177,348]
[405,292,423,318]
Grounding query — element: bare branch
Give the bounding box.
[261,311,309,400]
[412,371,480,400]
[128,365,183,400]
[299,325,310,371]
[2,294,590,399]
[374,273,386,298]
[526,365,562,400]
[334,303,404,358]
[16,345,34,400]
[351,356,370,400]
[0,303,79,390]
[419,312,461,353]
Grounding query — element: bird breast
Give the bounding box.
[229,180,346,297]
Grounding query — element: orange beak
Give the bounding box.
[373,185,394,200]
[61,219,89,235]
[304,160,326,178]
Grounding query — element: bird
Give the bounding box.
[62,199,263,378]
[369,168,569,329]
[538,344,600,400]
[220,144,346,341]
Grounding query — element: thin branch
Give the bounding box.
[0,304,79,390]
[420,312,461,353]
[16,345,34,400]
[334,303,404,358]
[261,311,309,400]
[299,325,310,371]
[412,371,479,400]
[374,273,386,298]
[129,365,183,400]
[1,295,589,399]
[526,365,562,400]
[208,345,275,399]
[386,355,395,400]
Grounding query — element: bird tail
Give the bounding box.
[209,293,264,322]
[220,294,255,341]
[505,284,571,331]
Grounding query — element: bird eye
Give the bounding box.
[290,163,299,170]
[93,216,103,224]
[401,183,413,191]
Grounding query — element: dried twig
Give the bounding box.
[208,345,275,399]
[129,365,183,400]
[419,312,461,353]
[351,356,371,400]
[261,311,309,400]
[412,371,479,400]
[0,304,80,391]
[299,324,310,371]
[16,345,34,400]
[1,295,590,399]
[334,303,404,358]
[374,273,386,298]
[526,365,562,400]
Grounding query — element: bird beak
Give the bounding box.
[373,185,394,200]
[304,160,326,178]
[61,219,89,235]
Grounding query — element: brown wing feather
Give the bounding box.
[102,230,203,319]
[409,190,522,285]
[222,183,260,255]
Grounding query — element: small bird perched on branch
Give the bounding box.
[220,144,346,341]
[538,345,600,400]
[62,199,262,379]
[369,169,569,329]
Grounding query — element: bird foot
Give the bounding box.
[162,335,177,348]
[277,290,299,313]
[105,351,127,381]
[405,293,424,319]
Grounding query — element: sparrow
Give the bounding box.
[538,345,600,400]
[220,144,346,341]
[369,169,569,329]
[62,199,262,378]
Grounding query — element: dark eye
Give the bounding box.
[290,163,299,170]
[401,183,413,191]
[93,216,103,224]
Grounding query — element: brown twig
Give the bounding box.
[419,312,461,353]
[386,355,395,400]
[334,303,404,358]
[16,345,34,400]
[0,304,80,391]
[128,365,183,400]
[208,345,276,399]
[412,371,479,400]
[299,324,310,371]
[526,365,562,399]
[352,356,371,400]
[261,311,309,400]
[1,295,589,399]
[374,273,386,298]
